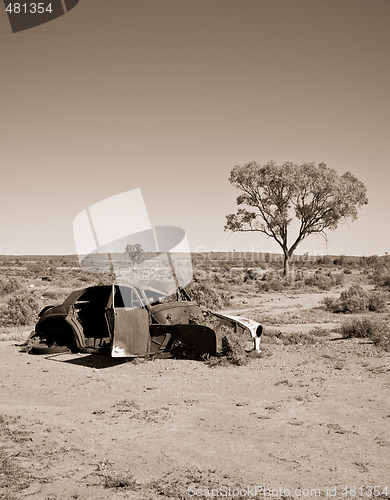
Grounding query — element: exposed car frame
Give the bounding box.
[31,284,263,358]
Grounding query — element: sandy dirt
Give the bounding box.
[1,316,389,500]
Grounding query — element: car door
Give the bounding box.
[110,285,150,357]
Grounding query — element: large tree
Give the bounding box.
[225,161,368,276]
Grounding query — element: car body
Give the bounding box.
[32,284,263,357]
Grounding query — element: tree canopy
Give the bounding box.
[225,161,368,276]
[124,243,144,268]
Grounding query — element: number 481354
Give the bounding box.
[6,3,53,14]
[342,486,388,497]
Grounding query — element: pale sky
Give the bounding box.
[0,0,389,256]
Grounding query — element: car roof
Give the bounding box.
[62,283,168,304]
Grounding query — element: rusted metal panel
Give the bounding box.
[207,310,263,352]
[150,301,203,324]
[111,308,150,357]
[169,324,218,353]
[150,324,218,354]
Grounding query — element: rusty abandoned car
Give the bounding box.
[29,283,263,358]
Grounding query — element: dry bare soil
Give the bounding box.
[0,260,390,499]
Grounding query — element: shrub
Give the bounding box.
[257,270,344,292]
[103,472,138,490]
[321,296,339,312]
[368,291,388,312]
[322,285,387,314]
[0,293,40,326]
[380,275,390,289]
[257,278,284,292]
[256,271,286,292]
[332,273,345,286]
[338,285,369,313]
[41,290,62,300]
[0,277,23,297]
[221,328,249,365]
[186,280,230,310]
[225,270,245,285]
[280,330,328,345]
[333,255,346,266]
[204,326,249,366]
[372,272,390,290]
[340,316,381,338]
[308,326,333,337]
[261,328,283,344]
[257,279,284,292]
[212,273,228,285]
[243,269,257,282]
[304,272,332,291]
[339,317,390,350]
[26,262,47,276]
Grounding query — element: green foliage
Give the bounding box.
[322,285,387,314]
[0,293,40,326]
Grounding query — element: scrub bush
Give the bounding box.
[322,285,387,313]
[304,272,332,291]
[203,325,249,367]
[186,280,230,310]
[372,272,390,290]
[0,277,23,297]
[339,316,390,350]
[368,292,387,312]
[220,327,249,366]
[0,293,40,326]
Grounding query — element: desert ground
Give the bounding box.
[0,254,389,499]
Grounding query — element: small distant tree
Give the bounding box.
[225,161,368,277]
[125,243,144,268]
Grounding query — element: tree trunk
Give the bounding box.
[283,254,290,277]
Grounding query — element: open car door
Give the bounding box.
[110,285,150,357]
